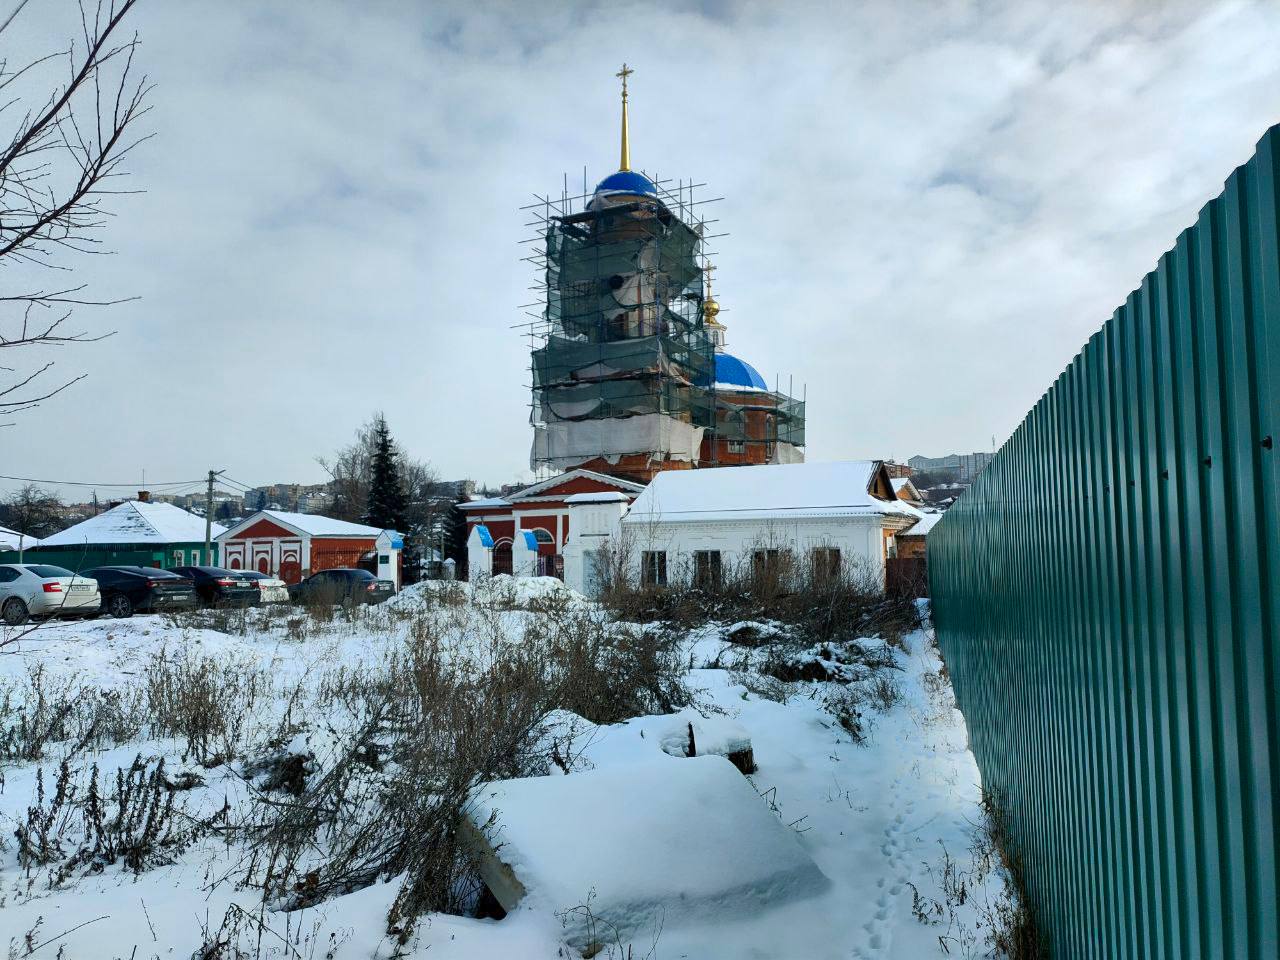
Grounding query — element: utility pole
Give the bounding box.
[205,469,225,564]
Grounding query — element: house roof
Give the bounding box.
[624,461,921,524]
[38,501,223,547]
[461,496,511,509]
[218,509,392,540]
[901,511,944,537]
[460,469,644,511]
[0,525,38,550]
[891,477,923,501]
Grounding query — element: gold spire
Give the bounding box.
[616,62,633,172]
[703,262,722,324]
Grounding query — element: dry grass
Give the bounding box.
[0,664,144,764]
[231,594,694,943]
[143,647,269,767]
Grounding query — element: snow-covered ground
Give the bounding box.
[0,579,1011,959]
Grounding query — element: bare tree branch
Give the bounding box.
[0,0,149,413]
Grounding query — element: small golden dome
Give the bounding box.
[704,297,721,322]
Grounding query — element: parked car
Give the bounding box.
[0,563,101,625]
[237,570,289,604]
[171,566,261,608]
[84,566,199,618]
[288,568,395,605]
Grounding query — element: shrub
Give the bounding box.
[0,665,144,764]
[597,534,922,644]
[243,596,695,940]
[15,755,229,886]
[144,647,267,766]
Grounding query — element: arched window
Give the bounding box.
[493,540,513,576]
[531,528,554,545]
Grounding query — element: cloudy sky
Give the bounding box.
[4,0,1280,501]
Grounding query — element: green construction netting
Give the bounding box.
[530,201,804,457]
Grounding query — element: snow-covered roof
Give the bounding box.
[564,492,629,504]
[220,510,391,540]
[901,511,944,537]
[0,525,38,550]
[39,501,223,547]
[512,468,646,500]
[624,461,920,524]
[459,497,511,511]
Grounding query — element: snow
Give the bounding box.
[459,496,511,510]
[0,594,1005,960]
[37,500,223,546]
[472,756,829,949]
[902,511,944,537]
[562,491,630,504]
[385,574,589,612]
[226,509,394,538]
[625,460,922,523]
[0,524,38,550]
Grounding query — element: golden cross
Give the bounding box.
[616,62,633,100]
[704,262,716,294]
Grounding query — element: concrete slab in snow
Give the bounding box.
[468,755,829,950]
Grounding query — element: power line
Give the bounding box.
[0,474,210,489]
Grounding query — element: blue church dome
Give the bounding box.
[593,169,659,197]
[714,353,769,390]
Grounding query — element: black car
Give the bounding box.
[83,566,199,618]
[288,568,395,605]
[171,566,261,608]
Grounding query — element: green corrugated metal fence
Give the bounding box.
[930,125,1279,958]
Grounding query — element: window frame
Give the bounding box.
[641,550,668,588]
[693,549,722,589]
[810,546,841,583]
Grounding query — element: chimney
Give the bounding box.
[137,490,151,503]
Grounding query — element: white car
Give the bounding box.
[238,570,290,604]
[0,563,101,625]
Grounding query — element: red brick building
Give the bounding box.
[459,469,644,577]
[217,510,402,585]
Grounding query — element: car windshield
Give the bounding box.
[24,565,76,578]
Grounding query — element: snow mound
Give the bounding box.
[470,755,829,950]
[384,579,473,610]
[484,574,586,605]
[655,708,751,760]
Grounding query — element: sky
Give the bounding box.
[3,0,1280,502]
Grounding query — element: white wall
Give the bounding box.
[467,526,493,580]
[563,497,630,595]
[619,516,888,588]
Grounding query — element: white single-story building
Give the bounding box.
[560,460,920,595]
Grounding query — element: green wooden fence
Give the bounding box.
[930,125,1279,958]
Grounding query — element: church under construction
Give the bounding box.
[523,65,805,484]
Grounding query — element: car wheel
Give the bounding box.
[107,594,134,619]
[1,597,28,626]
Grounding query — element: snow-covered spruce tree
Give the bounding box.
[363,415,409,534]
